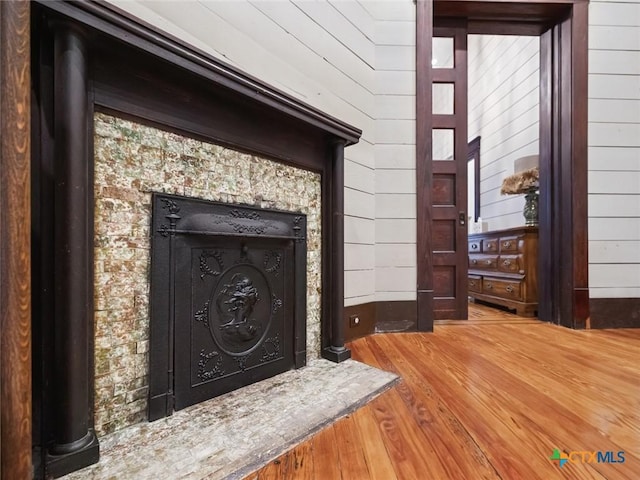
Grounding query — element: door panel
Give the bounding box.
[431,23,468,320]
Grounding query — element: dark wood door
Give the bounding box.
[431,23,468,320]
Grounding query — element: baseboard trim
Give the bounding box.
[344,302,376,342]
[589,298,640,329]
[376,301,417,333]
[344,300,418,342]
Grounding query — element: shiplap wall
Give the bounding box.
[105,0,377,307]
[368,1,417,303]
[104,0,640,306]
[588,0,640,298]
[467,35,541,231]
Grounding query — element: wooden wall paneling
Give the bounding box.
[0,1,32,479]
[416,0,434,331]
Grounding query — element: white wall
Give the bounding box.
[104,0,640,306]
[368,1,417,303]
[105,0,377,307]
[467,35,541,231]
[588,0,640,298]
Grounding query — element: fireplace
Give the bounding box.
[92,112,324,436]
[148,194,307,418]
[31,3,360,477]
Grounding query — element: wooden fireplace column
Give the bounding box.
[46,20,100,476]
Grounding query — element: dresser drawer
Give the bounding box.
[498,255,523,274]
[499,236,521,253]
[483,238,498,253]
[482,277,523,301]
[469,240,481,254]
[468,275,482,293]
[469,255,498,270]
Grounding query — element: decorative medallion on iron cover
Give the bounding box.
[149,194,307,420]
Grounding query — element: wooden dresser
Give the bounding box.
[468,226,538,316]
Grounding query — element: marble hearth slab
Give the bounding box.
[62,359,399,480]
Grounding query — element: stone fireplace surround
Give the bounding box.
[31,2,361,477]
[93,113,323,436]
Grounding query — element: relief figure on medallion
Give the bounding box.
[218,274,261,343]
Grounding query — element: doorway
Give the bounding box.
[416,0,589,331]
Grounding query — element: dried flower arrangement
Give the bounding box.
[500,167,539,195]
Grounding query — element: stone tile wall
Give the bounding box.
[93,112,322,437]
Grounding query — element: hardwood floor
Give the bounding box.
[246,305,640,480]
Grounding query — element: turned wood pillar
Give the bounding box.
[47,21,99,477]
[323,140,351,362]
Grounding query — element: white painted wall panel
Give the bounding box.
[589,99,640,124]
[588,171,640,194]
[374,6,417,303]
[375,194,416,219]
[375,170,415,194]
[589,218,640,240]
[375,144,416,169]
[589,147,640,171]
[345,217,376,244]
[375,244,416,267]
[345,244,376,270]
[375,21,415,46]
[588,2,640,298]
[345,188,376,219]
[590,26,640,50]
[375,267,416,292]
[329,0,374,41]
[589,265,640,287]
[344,270,376,298]
[589,2,640,26]
[345,160,376,193]
[589,74,640,99]
[361,1,416,21]
[376,95,415,119]
[375,219,416,243]
[590,241,640,263]
[589,194,640,216]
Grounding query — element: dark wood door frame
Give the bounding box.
[417,0,589,330]
[467,136,481,223]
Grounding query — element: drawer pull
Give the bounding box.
[486,260,492,265]
[486,283,493,290]
[503,241,512,248]
[503,260,511,267]
[469,281,476,286]
[506,285,514,293]
[472,259,478,265]
[487,244,494,250]
[471,244,478,250]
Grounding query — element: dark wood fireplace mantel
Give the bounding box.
[31,1,361,477]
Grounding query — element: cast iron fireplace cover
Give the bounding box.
[148,194,307,420]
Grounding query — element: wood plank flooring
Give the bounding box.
[246,305,640,480]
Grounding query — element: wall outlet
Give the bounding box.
[349,314,361,328]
